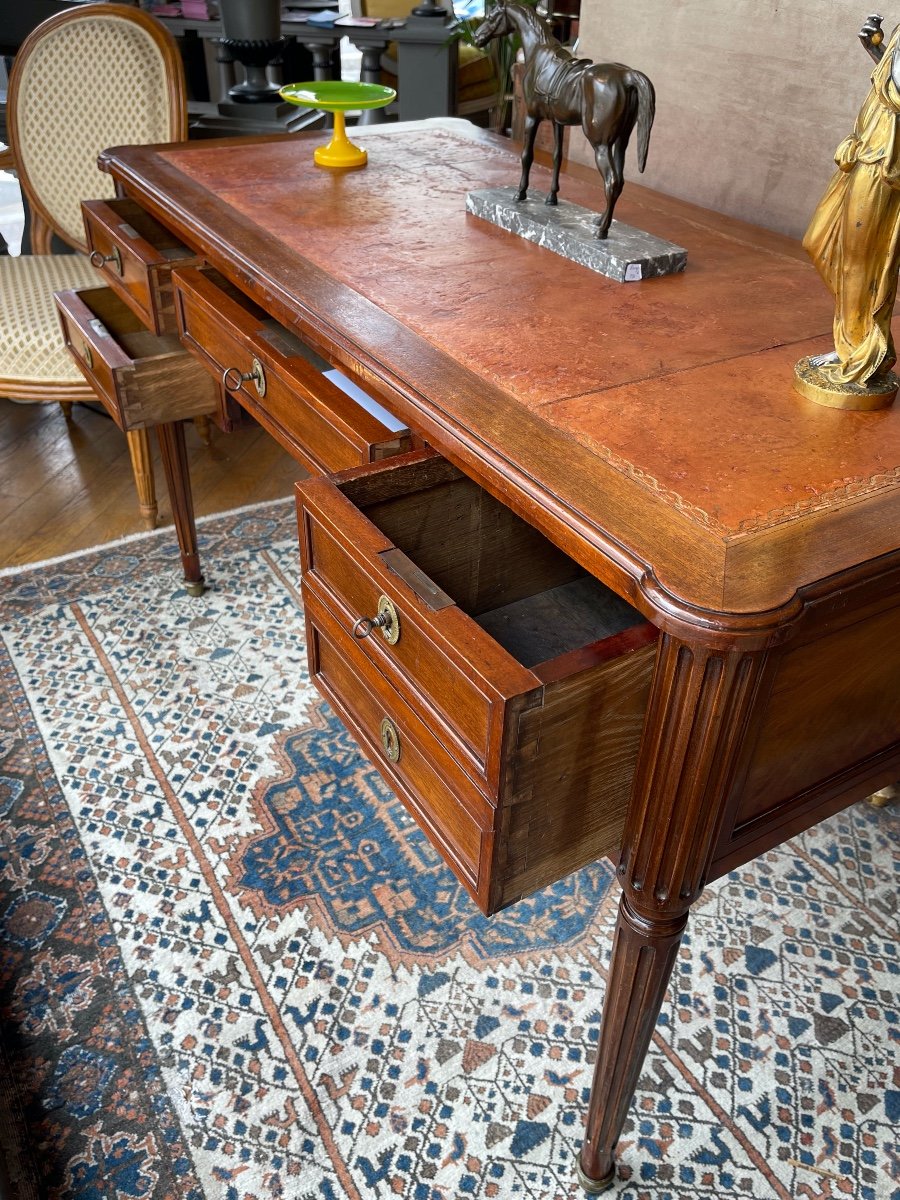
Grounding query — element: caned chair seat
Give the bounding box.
[0,254,97,386]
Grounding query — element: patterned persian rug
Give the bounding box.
[0,500,897,1200]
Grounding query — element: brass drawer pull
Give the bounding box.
[352,595,400,645]
[380,717,401,762]
[89,246,123,275]
[82,341,94,370]
[222,357,266,398]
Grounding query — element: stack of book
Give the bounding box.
[149,1,216,16]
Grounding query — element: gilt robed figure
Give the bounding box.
[797,13,900,409]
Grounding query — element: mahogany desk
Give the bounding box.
[96,121,900,1191]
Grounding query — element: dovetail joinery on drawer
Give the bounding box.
[172,266,411,474]
[82,198,202,335]
[297,450,660,916]
[54,285,219,432]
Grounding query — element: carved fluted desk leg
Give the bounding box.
[126,428,158,530]
[156,420,204,597]
[579,635,766,1190]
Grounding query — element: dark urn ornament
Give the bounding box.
[219,0,284,104]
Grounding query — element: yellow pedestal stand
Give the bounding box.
[314,110,369,170]
[279,81,396,171]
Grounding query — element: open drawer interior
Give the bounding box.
[341,459,651,675]
[87,196,194,261]
[301,452,660,914]
[198,269,405,431]
[56,284,220,431]
[76,286,184,359]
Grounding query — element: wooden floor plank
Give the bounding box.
[0,402,301,567]
[0,409,91,495]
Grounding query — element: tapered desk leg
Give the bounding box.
[578,901,686,1192]
[156,420,204,596]
[578,634,767,1190]
[126,427,158,530]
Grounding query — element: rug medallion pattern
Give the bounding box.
[0,502,897,1200]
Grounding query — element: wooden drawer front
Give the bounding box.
[55,286,219,432]
[306,589,490,900]
[302,507,504,775]
[298,451,657,794]
[82,198,201,335]
[173,266,411,473]
[299,459,540,783]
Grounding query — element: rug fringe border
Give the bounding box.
[0,496,294,579]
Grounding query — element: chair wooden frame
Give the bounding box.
[1,4,189,527]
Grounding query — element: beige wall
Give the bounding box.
[572,0,882,237]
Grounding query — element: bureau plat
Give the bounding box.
[88,120,900,1191]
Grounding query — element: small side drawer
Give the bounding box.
[298,450,660,916]
[55,286,219,432]
[173,266,411,473]
[82,198,202,334]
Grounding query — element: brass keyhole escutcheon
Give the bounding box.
[352,595,400,645]
[82,342,93,370]
[380,717,401,762]
[222,357,266,399]
[376,595,400,645]
[89,246,123,275]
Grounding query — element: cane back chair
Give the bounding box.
[0,3,189,528]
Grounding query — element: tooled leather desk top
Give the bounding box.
[101,120,900,618]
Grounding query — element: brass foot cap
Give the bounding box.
[185,580,206,598]
[576,1159,615,1194]
[867,783,898,808]
[794,356,898,410]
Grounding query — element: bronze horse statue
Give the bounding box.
[474,2,655,238]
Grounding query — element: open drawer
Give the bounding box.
[297,450,659,916]
[82,198,202,335]
[173,266,412,474]
[55,285,220,432]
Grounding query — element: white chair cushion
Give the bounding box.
[0,254,98,386]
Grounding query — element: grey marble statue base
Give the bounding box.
[466,188,688,283]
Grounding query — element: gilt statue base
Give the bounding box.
[793,354,899,411]
[466,187,688,283]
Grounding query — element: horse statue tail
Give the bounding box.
[631,71,655,173]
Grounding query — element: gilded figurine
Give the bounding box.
[796,13,900,409]
[473,2,655,239]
